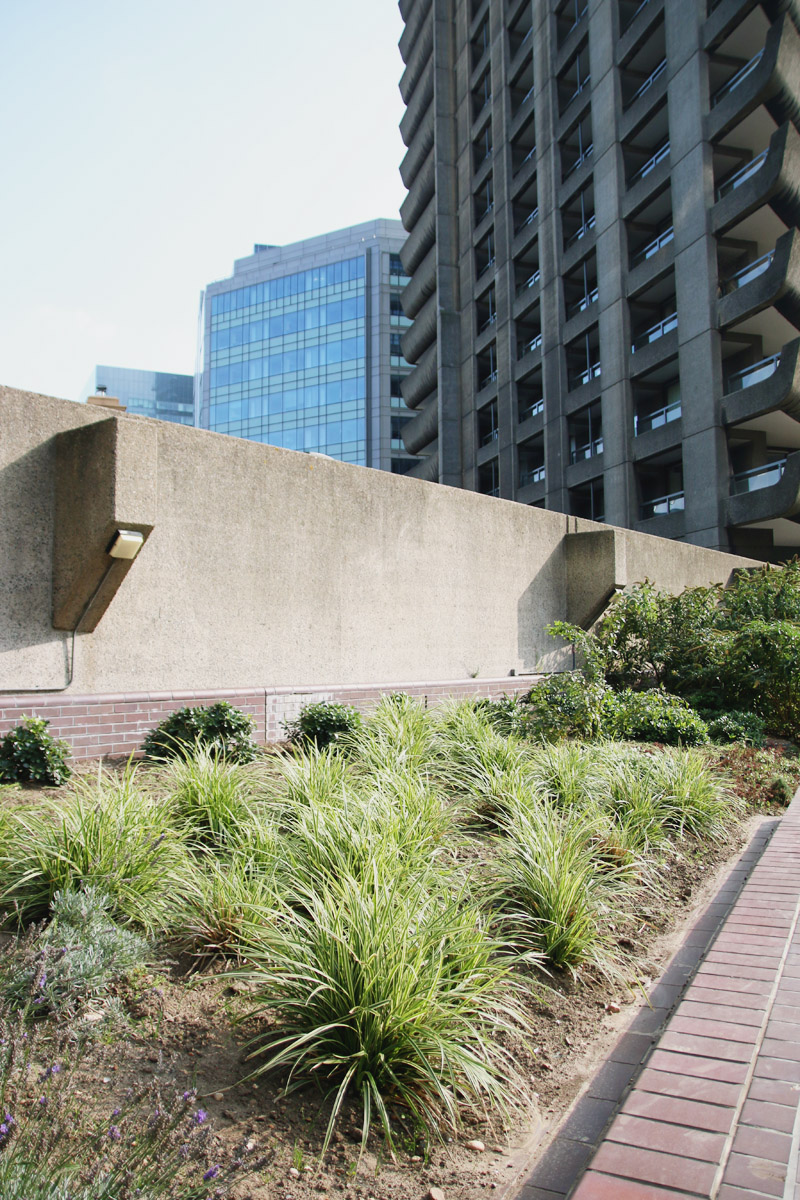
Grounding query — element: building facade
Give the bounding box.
[196,220,419,474]
[397,0,800,560]
[80,366,194,425]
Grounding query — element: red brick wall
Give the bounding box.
[0,676,539,760]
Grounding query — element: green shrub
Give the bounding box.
[768,775,795,806]
[522,674,609,740]
[721,620,800,740]
[707,710,767,746]
[141,701,257,762]
[722,559,800,626]
[0,717,71,787]
[2,886,149,1013]
[602,689,709,746]
[282,700,362,748]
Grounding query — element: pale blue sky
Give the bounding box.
[1,0,407,400]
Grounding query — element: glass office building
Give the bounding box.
[80,366,194,425]
[196,220,418,474]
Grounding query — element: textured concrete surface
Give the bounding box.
[0,385,759,696]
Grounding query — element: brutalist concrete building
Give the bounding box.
[196,220,420,475]
[397,0,800,560]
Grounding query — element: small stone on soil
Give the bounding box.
[428,1189,446,1200]
[466,1140,485,1152]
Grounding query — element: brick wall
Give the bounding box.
[0,676,540,760]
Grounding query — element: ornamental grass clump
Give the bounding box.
[348,693,437,777]
[0,766,188,935]
[495,798,627,976]
[160,746,261,847]
[644,748,741,840]
[237,862,532,1155]
[434,702,532,821]
[173,854,278,961]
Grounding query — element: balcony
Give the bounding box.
[571,361,602,389]
[519,465,546,486]
[712,123,800,236]
[518,333,543,359]
[563,141,594,181]
[726,351,781,392]
[726,449,800,527]
[640,489,685,519]
[629,140,670,188]
[711,49,764,108]
[627,57,667,109]
[731,458,786,494]
[566,286,598,320]
[719,229,800,330]
[519,397,544,421]
[635,399,681,434]
[715,150,768,201]
[722,336,800,427]
[707,15,800,145]
[632,225,674,266]
[721,249,774,292]
[570,436,604,462]
[564,212,596,250]
[632,311,678,352]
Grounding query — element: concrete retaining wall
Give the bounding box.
[0,385,760,757]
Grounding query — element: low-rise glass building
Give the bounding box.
[80,366,194,425]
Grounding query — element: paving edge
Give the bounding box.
[505,814,781,1200]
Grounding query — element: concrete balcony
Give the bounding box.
[712,121,800,236]
[401,341,437,409]
[400,243,436,321]
[726,449,800,525]
[722,335,800,425]
[707,14,800,144]
[402,395,439,455]
[401,292,437,364]
[718,228,800,328]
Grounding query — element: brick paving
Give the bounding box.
[518,790,800,1200]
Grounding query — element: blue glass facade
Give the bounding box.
[208,256,368,464]
[80,366,194,425]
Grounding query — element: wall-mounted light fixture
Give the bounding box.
[107,529,145,560]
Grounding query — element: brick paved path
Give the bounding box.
[520,791,800,1200]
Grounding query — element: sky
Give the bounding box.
[0,0,407,400]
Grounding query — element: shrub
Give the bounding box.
[0,717,71,787]
[1,886,149,1013]
[602,689,709,746]
[722,559,800,626]
[707,710,767,746]
[142,701,257,762]
[282,700,362,749]
[238,866,531,1154]
[768,775,795,806]
[522,673,609,740]
[721,620,800,740]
